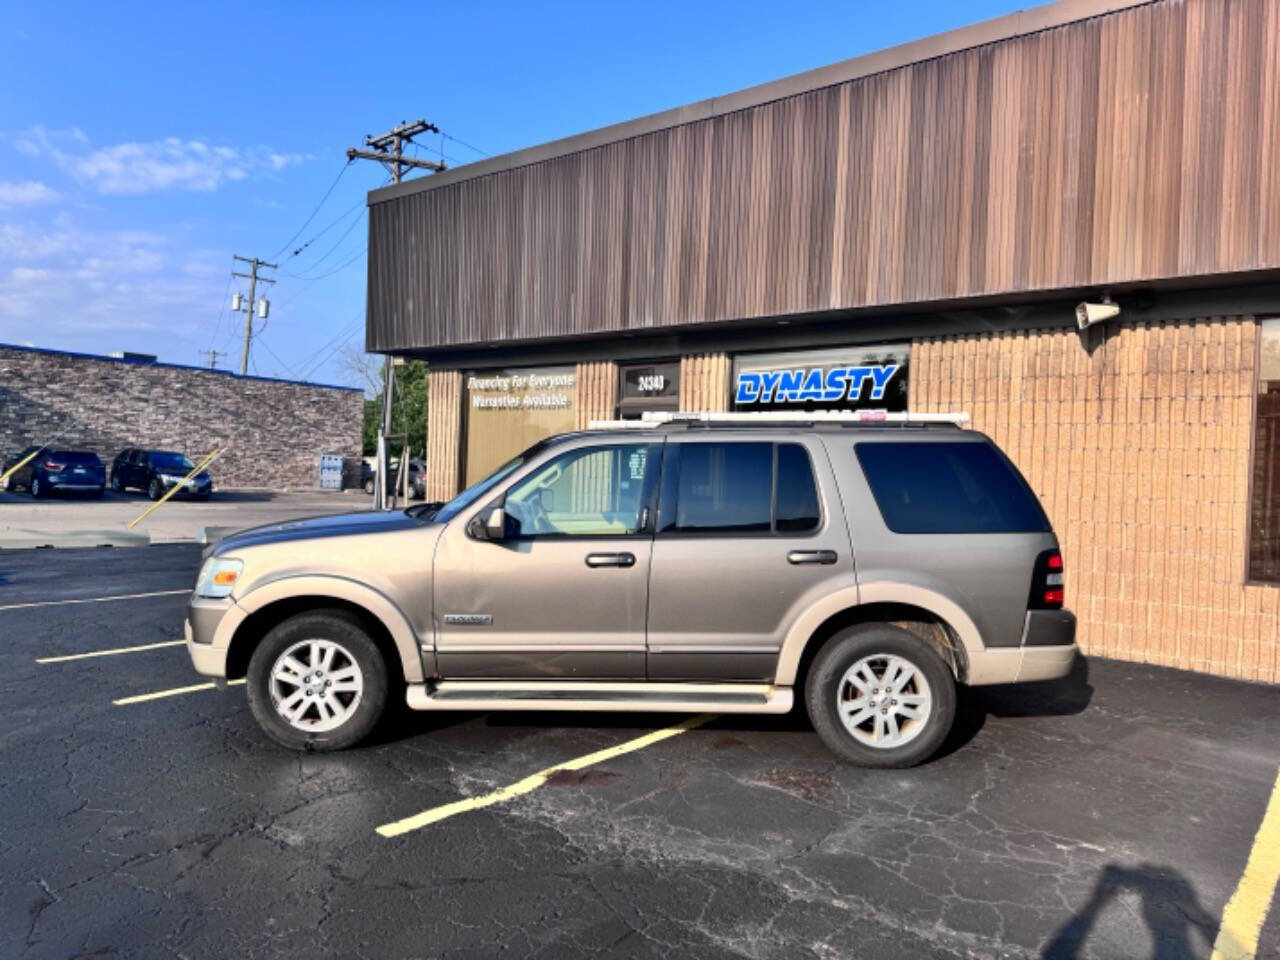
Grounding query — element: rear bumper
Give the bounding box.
[966,608,1078,685]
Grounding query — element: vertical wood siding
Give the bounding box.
[679,353,731,412]
[425,370,462,502]
[368,0,1280,352]
[912,317,1277,684]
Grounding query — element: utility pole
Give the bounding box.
[348,119,442,508]
[346,119,445,184]
[198,349,227,369]
[231,256,277,375]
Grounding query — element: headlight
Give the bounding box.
[195,558,243,598]
[160,473,178,483]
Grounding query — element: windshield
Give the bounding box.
[150,452,195,471]
[429,438,559,524]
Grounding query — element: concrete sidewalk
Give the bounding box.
[0,488,376,547]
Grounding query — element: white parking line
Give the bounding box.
[36,639,186,663]
[113,678,245,705]
[0,589,189,612]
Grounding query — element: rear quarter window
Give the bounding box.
[854,440,1049,534]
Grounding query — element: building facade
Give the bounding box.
[364,0,1280,683]
[0,344,363,489]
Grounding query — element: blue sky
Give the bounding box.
[0,0,1027,389]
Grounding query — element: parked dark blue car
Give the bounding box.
[2,447,106,498]
[110,448,212,500]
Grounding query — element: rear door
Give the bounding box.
[646,435,855,680]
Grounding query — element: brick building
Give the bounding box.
[0,344,363,489]
[362,0,1280,683]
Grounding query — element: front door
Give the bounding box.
[433,440,663,679]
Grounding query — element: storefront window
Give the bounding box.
[731,343,909,413]
[1249,320,1280,582]
[463,366,577,486]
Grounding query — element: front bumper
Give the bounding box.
[185,595,240,677]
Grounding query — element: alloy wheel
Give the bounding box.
[836,654,933,749]
[268,639,364,733]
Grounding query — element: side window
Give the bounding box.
[667,442,774,533]
[503,443,659,537]
[775,443,820,532]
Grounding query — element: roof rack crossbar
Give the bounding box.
[586,410,971,430]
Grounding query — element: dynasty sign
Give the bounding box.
[732,344,909,413]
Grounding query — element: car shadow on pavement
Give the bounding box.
[936,653,1094,760]
[1040,862,1224,959]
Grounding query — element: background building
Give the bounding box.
[0,344,363,489]
[363,0,1280,683]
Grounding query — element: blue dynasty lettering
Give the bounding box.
[735,363,899,405]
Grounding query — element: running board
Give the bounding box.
[406,680,794,714]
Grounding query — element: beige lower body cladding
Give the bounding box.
[422,317,1276,684]
[912,317,1275,685]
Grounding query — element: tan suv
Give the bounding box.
[186,412,1077,768]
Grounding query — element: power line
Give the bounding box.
[281,207,365,278]
[267,161,353,261]
[285,246,367,283]
[347,119,444,183]
[441,131,489,158]
[230,255,277,375]
[278,195,365,263]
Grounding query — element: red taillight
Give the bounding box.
[44,460,64,471]
[1029,549,1065,610]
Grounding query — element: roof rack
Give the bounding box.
[586,410,971,430]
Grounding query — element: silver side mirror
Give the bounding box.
[483,506,507,541]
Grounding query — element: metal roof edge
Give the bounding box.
[0,342,364,393]
[369,0,1150,205]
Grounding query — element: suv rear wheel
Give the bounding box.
[805,624,956,768]
[246,611,389,751]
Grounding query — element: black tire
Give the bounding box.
[245,610,389,752]
[110,473,123,492]
[805,624,956,769]
[148,478,161,500]
[92,486,105,499]
[31,476,45,499]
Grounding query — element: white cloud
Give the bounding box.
[0,180,59,207]
[16,126,307,195]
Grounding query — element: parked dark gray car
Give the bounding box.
[3,447,106,498]
[111,449,212,500]
[184,412,1076,767]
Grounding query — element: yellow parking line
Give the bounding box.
[0,589,189,612]
[1211,767,1280,960]
[113,678,245,706]
[376,714,713,838]
[36,639,186,663]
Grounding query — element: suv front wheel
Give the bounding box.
[246,610,389,751]
[805,624,956,768]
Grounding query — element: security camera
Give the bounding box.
[1075,298,1120,330]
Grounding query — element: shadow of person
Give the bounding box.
[1042,862,1228,960]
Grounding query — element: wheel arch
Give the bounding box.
[777,584,983,688]
[225,578,425,683]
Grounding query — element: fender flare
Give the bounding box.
[229,575,425,682]
[774,582,985,686]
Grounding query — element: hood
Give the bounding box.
[212,509,426,555]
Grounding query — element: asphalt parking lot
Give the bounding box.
[2,545,1278,960]
[0,488,369,547]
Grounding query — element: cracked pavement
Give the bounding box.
[1,543,1278,959]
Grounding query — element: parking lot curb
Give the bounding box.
[196,525,243,545]
[0,528,152,549]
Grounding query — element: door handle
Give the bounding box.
[787,550,837,565]
[585,552,636,568]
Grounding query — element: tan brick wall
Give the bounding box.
[574,361,618,428]
[425,370,462,502]
[679,353,730,411]
[911,318,1278,684]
